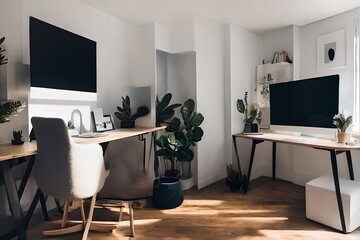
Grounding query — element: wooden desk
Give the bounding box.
[0,126,165,240]
[233,132,360,234]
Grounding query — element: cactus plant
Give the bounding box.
[236,92,262,124]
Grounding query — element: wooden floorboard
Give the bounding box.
[25,177,360,239]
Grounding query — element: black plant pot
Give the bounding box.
[226,178,242,191]
[243,123,258,133]
[120,120,135,128]
[11,139,24,145]
[164,169,180,178]
[226,175,248,193]
[153,177,184,209]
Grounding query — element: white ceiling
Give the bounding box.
[80,0,360,34]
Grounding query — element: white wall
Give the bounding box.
[259,8,360,186]
[292,8,360,185]
[262,26,294,64]
[0,0,151,214]
[194,17,227,188]
[0,0,27,144]
[225,24,267,181]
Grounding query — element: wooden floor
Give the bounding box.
[25,177,360,240]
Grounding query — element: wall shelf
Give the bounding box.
[256,62,293,108]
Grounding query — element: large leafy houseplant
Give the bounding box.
[156,93,181,127]
[155,98,204,178]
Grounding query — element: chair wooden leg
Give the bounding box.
[82,195,96,240]
[61,201,69,228]
[118,206,123,222]
[80,202,86,227]
[129,202,135,238]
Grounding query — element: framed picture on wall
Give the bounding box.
[317,29,346,70]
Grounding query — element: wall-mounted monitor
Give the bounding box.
[29,17,97,101]
[269,74,339,135]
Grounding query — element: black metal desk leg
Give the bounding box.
[345,151,354,181]
[1,162,26,240]
[232,135,243,176]
[272,142,276,181]
[247,140,258,188]
[330,150,347,233]
[138,134,146,169]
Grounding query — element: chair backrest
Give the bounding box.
[31,117,73,199]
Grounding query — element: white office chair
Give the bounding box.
[98,139,153,237]
[31,117,114,240]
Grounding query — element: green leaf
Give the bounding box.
[181,99,195,120]
[177,148,194,162]
[114,112,126,121]
[236,99,245,113]
[166,117,181,132]
[192,127,204,142]
[167,133,176,144]
[190,113,204,127]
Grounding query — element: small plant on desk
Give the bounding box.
[12,130,24,145]
[333,112,353,143]
[236,92,262,133]
[114,95,150,128]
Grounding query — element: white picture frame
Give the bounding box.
[94,115,114,132]
[317,29,346,70]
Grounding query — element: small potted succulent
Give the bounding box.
[333,112,353,143]
[236,92,262,133]
[114,95,150,128]
[12,130,24,145]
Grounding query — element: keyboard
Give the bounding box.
[281,137,313,143]
[77,132,107,138]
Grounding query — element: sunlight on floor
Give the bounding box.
[231,217,288,222]
[221,209,276,214]
[259,230,360,240]
[181,199,224,206]
[117,218,161,227]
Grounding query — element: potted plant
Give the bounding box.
[12,130,24,145]
[0,100,25,124]
[155,98,204,178]
[114,95,150,128]
[153,97,204,209]
[236,92,262,133]
[333,112,353,143]
[226,164,242,191]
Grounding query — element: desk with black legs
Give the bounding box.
[0,126,165,240]
[233,131,360,234]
